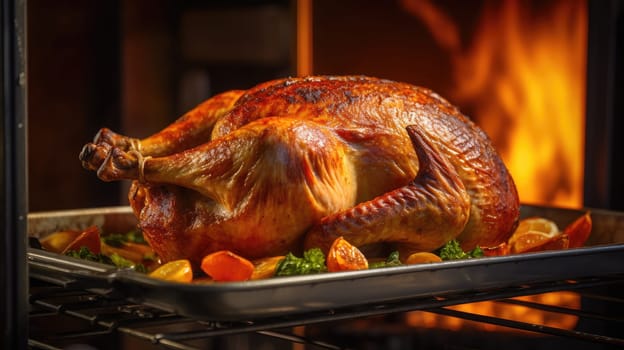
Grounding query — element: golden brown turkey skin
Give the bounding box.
[80,76,519,265]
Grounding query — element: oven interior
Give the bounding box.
[2,0,624,349]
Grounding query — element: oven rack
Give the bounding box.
[28,273,624,350]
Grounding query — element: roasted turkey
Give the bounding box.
[80,76,519,266]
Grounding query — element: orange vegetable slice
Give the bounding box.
[40,230,82,253]
[511,232,567,254]
[101,243,144,263]
[327,237,368,272]
[62,226,102,254]
[405,252,442,264]
[482,242,510,256]
[201,250,255,282]
[100,241,156,264]
[149,259,193,283]
[508,217,566,254]
[563,212,592,248]
[251,256,285,280]
[530,233,570,252]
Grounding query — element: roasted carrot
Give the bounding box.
[482,242,510,257]
[40,230,82,253]
[530,233,570,252]
[327,236,368,272]
[511,232,570,254]
[101,241,156,264]
[149,259,193,283]
[251,256,285,280]
[62,226,102,254]
[200,250,254,282]
[405,252,442,264]
[563,212,592,248]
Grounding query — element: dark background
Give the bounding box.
[26,0,485,211]
[26,0,623,211]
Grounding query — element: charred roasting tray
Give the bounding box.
[27,205,624,322]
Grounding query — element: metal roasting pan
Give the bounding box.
[27,205,624,321]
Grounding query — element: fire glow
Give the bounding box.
[402,0,587,208]
[405,291,581,333]
[399,0,587,333]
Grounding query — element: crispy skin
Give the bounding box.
[80,76,519,265]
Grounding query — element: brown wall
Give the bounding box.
[28,0,122,211]
[27,0,293,211]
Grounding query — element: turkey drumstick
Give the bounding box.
[81,89,243,162]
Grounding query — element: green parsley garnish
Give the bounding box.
[438,240,484,260]
[101,230,147,247]
[369,251,403,269]
[65,247,146,272]
[275,248,327,276]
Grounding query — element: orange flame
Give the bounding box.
[402,0,587,208]
[399,0,587,332]
[405,291,581,333]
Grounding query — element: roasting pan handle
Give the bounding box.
[27,248,117,290]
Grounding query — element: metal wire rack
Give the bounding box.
[28,273,624,350]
